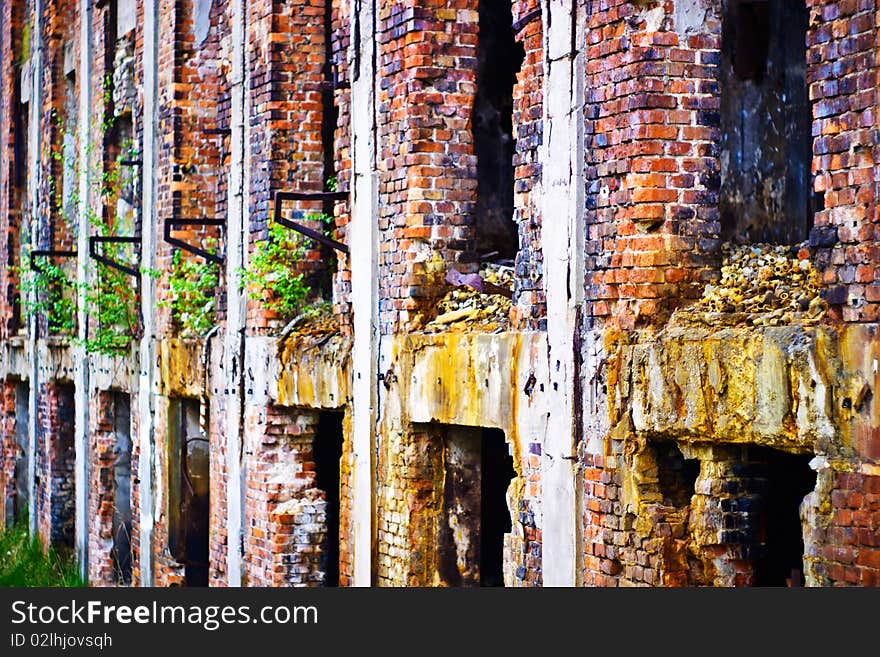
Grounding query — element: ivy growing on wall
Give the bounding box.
[17,259,76,335]
[161,246,220,338]
[240,176,339,326]
[240,222,311,323]
[18,78,142,356]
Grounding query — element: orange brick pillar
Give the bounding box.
[585,0,721,329]
[377,1,480,333]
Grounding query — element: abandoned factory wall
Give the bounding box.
[0,0,878,588]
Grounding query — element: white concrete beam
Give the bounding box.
[137,0,160,587]
[74,0,93,583]
[225,0,248,587]
[26,0,44,540]
[540,0,586,587]
[349,0,380,587]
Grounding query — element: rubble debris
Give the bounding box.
[672,242,827,327]
[425,263,514,332]
[278,301,338,339]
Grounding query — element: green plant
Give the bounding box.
[82,263,139,355]
[17,259,77,335]
[0,517,85,587]
[18,80,141,355]
[240,222,311,323]
[18,21,31,67]
[162,248,220,337]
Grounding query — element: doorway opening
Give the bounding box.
[110,392,132,585]
[313,411,344,587]
[168,398,209,587]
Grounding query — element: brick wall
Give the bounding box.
[35,382,75,548]
[28,0,79,339]
[209,387,228,586]
[0,381,18,529]
[376,423,532,587]
[151,395,186,587]
[510,0,544,330]
[244,406,336,587]
[330,0,353,333]
[246,0,331,333]
[128,384,142,585]
[337,411,354,586]
[376,425,445,585]
[87,392,117,585]
[808,471,880,586]
[0,0,26,339]
[508,440,541,586]
[154,0,229,334]
[377,1,480,333]
[807,0,879,321]
[584,0,721,329]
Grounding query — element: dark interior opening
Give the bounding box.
[10,76,26,335]
[168,399,209,587]
[52,384,75,547]
[8,382,29,525]
[432,424,515,587]
[111,392,132,585]
[15,87,29,337]
[313,411,344,587]
[752,447,815,586]
[309,0,339,300]
[720,0,813,244]
[480,427,514,587]
[474,0,524,263]
[652,441,699,508]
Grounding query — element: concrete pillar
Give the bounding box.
[73,0,94,584]
[540,0,586,586]
[137,0,160,587]
[349,0,380,587]
[26,0,44,540]
[225,0,248,587]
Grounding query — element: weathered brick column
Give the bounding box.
[244,406,331,587]
[585,0,721,329]
[35,382,75,548]
[510,0,545,330]
[806,0,879,321]
[246,0,330,332]
[377,0,480,333]
[0,0,27,340]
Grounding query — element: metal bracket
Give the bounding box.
[29,250,77,272]
[319,63,350,91]
[512,7,541,34]
[272,190,349,254]
[89,235,141,278]
[163,218,225,264]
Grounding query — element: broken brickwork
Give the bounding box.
[584,0,721,329]
[244,405,348,587]
[0,0,878,590]
[36,381,74,548]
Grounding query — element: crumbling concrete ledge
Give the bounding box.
[606,323,880,464]
[0,336,28,381]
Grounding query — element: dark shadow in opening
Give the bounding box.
[314,411,344,587]
[752,447,815,586]
[474,0,525,263]
[8,382,29,526]
[481,427,515,587]
[110,393,132,585]
[652,441,699,508]
[720,0,813,244]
